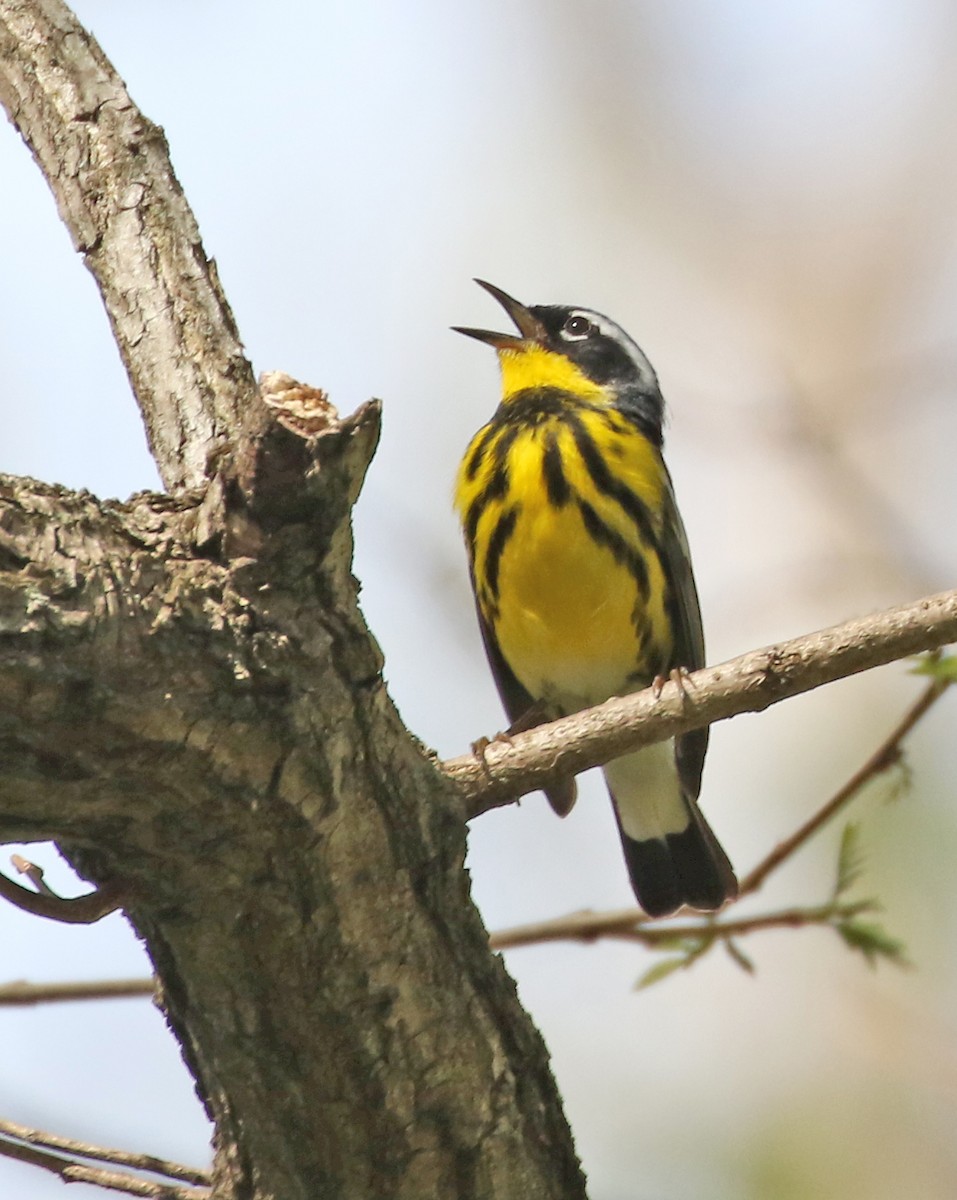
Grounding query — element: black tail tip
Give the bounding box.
[622,825,738,918]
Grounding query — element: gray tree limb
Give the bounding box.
[448,589,957,816]
[0,0,257,492]
[0,3,587,1198]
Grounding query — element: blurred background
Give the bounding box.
[2,2,956,1197]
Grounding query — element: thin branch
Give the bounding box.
[489,672,949,951]
[0,0,257,490]
[0,1134,209,1198]
[446,588,957,815]
[739,674,949,895]
[0,977,154,1006]
[11,853,57,896]
[0,1119,208,1186]
[490,901,868,952]
[491,907,649,950]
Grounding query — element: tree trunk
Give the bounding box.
[0,3,587,1196]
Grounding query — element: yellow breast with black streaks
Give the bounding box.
[455,396,674,711]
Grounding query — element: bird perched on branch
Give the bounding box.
[453,280,737,917]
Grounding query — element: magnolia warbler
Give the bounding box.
[453,280,737,917]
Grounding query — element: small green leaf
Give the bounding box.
[910,654,957,683]
[836,918,909,968]
[834,823,865,897]
[635,955,691,990]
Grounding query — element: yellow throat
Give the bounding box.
[496,343,607,405]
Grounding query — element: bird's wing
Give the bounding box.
[472,593,577,817]
[473,597,536,727]
[658,471,710,801]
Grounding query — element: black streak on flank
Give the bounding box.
[464,498,482,552]
[628,622,665,684]
[490,422,521,468]
[567,413,660,551]
[577,497,650,599]
[542,432,571,506]
[463,448,511,551]
[484,506,520,600]
[464,425,495,481]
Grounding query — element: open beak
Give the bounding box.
[452,279,547,349]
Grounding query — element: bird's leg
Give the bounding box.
[652,666,695,703]
[504,700,550,735]
[471,699,549,755]
[470,701,550,789]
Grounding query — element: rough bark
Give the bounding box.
[0,432,585,1200]
[0,3,588,1197]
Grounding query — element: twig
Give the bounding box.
[0,1134,209,1198]
[739,675,949,895]
[0,1118,208,1185]
[11,853,57,897]
[490,902,869,951]
[0,856,126,924]
[489,674,949,951]
[0,977,154,1007]
[490,907,650,950]
[446,588,957,816]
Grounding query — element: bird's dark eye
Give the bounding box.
[561,313,593,340]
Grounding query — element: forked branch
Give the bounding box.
[0,1119,209,1198]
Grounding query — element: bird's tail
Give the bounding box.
[604,741,737,918]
